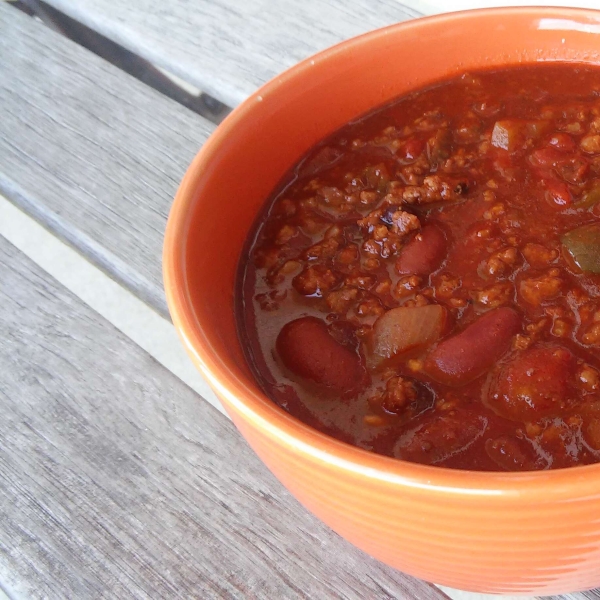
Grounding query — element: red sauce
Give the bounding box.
[237,64,600,471]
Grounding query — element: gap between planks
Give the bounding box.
[0,193,539,600]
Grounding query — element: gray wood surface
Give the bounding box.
[42,0,423,107]
[0,234,448,599]
[0,3,215,318]
[549,594,600,600]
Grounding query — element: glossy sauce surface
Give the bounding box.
[238,64,600,471]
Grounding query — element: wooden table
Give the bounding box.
[0,1,598,598]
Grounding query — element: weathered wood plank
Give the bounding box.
[0,234,449,599]
[548,593,600,600]
[0,3,215,317]
[41,0,423,107]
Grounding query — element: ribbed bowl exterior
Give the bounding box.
[164,7,600,594]
[229,408,600,594]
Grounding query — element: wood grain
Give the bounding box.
[548,593,600,600]
[0,3,215,317]
[41,0,422,107]
[0,234,449,599]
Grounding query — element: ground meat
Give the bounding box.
[582,322,600,345]
[356,297,385,319]
[304,237,340,260]
[292,265,338,296]
[336,245,359,266]
[345,273,375,289]
[402,175,466,204]
[522,243,558,268]
[481,247,518,278]
[359,190,378,204]
[374,279,392,297]
[519,269,562,306]
[395,275,422,298]
[381,377,419,414]
[434,274,462,299]
[580,134,600,154]
[512,334,533,350]
[471,282,513,307]
[326,287,359,313]
[551,318,570,337]
[403,294,430,307]
[275,224,297,245]
[578,364,600,391]
[254,246,281,269]
[483,203,505,220]
[363,257,381,271]
[357,208,385,229]
[390,210,420,235]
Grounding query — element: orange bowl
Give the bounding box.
[164,7,600,594]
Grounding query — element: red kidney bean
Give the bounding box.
[395,225,447,276]
[276,317,367,396]
[485,436,542,471]
[545,179,572,207]
[547,132,576,152]
[424,307,521,386]
[395,409,488,465]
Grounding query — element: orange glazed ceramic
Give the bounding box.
[164,8,600,594]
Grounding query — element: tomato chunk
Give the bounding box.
[276,317,367,396]
[487,346,576,422]
[424,308,521,386]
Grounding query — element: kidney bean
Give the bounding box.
[395,409,488,465]
[424,307,521,386]
[487,346,575,422]
[547,132,576,152]
[276,317,367,396]
[485,436,542,471]
[545,179,572,207]
[531,146,568,167]
[395,225,447,276]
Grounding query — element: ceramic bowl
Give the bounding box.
[163,8,600,594]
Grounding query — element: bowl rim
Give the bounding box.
[164,5,600,499]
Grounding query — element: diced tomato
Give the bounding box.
[402,137,426,161]
[487,346,576,421]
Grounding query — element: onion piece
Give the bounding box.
[492,119,550,152]
[369,305,446,366]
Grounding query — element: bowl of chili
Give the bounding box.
[164,7,600,594]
